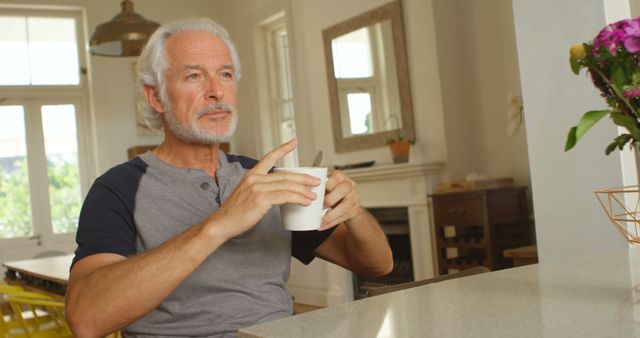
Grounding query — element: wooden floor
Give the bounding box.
[293,303,323,315]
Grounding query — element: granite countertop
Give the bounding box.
[239,249,640,337]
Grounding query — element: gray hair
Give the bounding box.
[136,18,242,130]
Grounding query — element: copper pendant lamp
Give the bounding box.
[89,0,160,57]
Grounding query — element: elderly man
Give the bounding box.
[66,18,392,338]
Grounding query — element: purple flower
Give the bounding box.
[623,88,640,98]
[592,19,640,55]
[624,36,640,52]
[624,19,640,36]
[594,24,623,55]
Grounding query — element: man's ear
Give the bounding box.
[143,85,165,113]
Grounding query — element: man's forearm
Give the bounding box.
[66,220,227,338]
[343,209,393,276]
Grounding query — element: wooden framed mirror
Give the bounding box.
[323,1,414,153]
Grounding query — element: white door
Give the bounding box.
[0,98,87,264]
[0,8,92,270]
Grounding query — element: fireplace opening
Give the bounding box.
[352,207,414,299]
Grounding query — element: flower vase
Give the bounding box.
[388,140,410,164]
[596,185,640,248]
[594,144,640,247]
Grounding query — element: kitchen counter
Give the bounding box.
[239,249,640,337]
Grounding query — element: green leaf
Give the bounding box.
[570,57,581,75]
[575,110,610,140]
[604,134,634,155]
[614,133,632,145]
[605,140,619,155]
[617,136,630,151]
[565,126,578,151]
[610,111,640,140]
[612,66,628,91]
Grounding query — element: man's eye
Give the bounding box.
[186,73,202,80]
[220,72,233,79]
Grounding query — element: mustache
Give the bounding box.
[196,103,235,117]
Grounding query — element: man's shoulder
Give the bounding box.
[96,157,149,186]
[225,153,259,170]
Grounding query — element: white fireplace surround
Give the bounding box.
[288,162,443,305]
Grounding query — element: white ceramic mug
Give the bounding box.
[273,167,329,231]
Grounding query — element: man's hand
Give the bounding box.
[319,170,363,230]
[313,170,393,277]
[209,139,321,239]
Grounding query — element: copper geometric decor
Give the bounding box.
[595,185,640,247]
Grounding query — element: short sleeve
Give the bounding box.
[71,159,146,269]
[291,227,337,264]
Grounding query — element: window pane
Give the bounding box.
[278,99,295,120]
[275,28,293,101]
[0,106,33,238]
[347,93,372,135]
[280,120,298,167]
[332,27,373,79]
[0,16,30,85]
[28,17,80,85]
[42,105,81,234]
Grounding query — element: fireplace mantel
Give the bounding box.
[345,162,443,291]
[339,162,443,182]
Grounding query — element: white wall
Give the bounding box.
[432,0,532,200]
[227,0,447,168]
[512,0,629,261]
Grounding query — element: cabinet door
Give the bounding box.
[434,197,484,225]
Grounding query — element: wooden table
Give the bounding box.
[503,245,538,266]
[3,254,73,299]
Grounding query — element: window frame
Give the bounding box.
[261,14,299,167]
[0,7,88,90]
[0,6,95,248]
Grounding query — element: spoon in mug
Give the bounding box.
[311,150,323,167]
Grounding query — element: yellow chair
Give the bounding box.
[1,283,25,335]
[2,289,51,336]
[0,283,23,293]
[4,292,72,338]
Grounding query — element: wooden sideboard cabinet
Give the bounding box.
[430,187,531,275]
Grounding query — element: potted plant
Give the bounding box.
[385,115,414,164]
[565,17,640,155]
[565,17,640,248]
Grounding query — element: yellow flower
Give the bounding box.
[570,43,586,60]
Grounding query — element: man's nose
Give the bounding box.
[206,77,224,101]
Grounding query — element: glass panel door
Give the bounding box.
[0,100,83,257]
[41,104,82,234]
[0,105,33,239]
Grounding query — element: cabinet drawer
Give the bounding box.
[436,198,483,224]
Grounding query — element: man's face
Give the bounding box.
[160,30,238,144]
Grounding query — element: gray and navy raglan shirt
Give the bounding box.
[72,151,335,337]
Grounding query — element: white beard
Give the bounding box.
[163,102,238,145]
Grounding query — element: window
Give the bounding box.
[331,22,397,137]
[0,15,80,85]
[0,106,32,237]
[331,27,374,79]
[263,16,299,167]
[0,7,91,245]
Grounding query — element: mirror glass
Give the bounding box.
[323,1,414,153]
